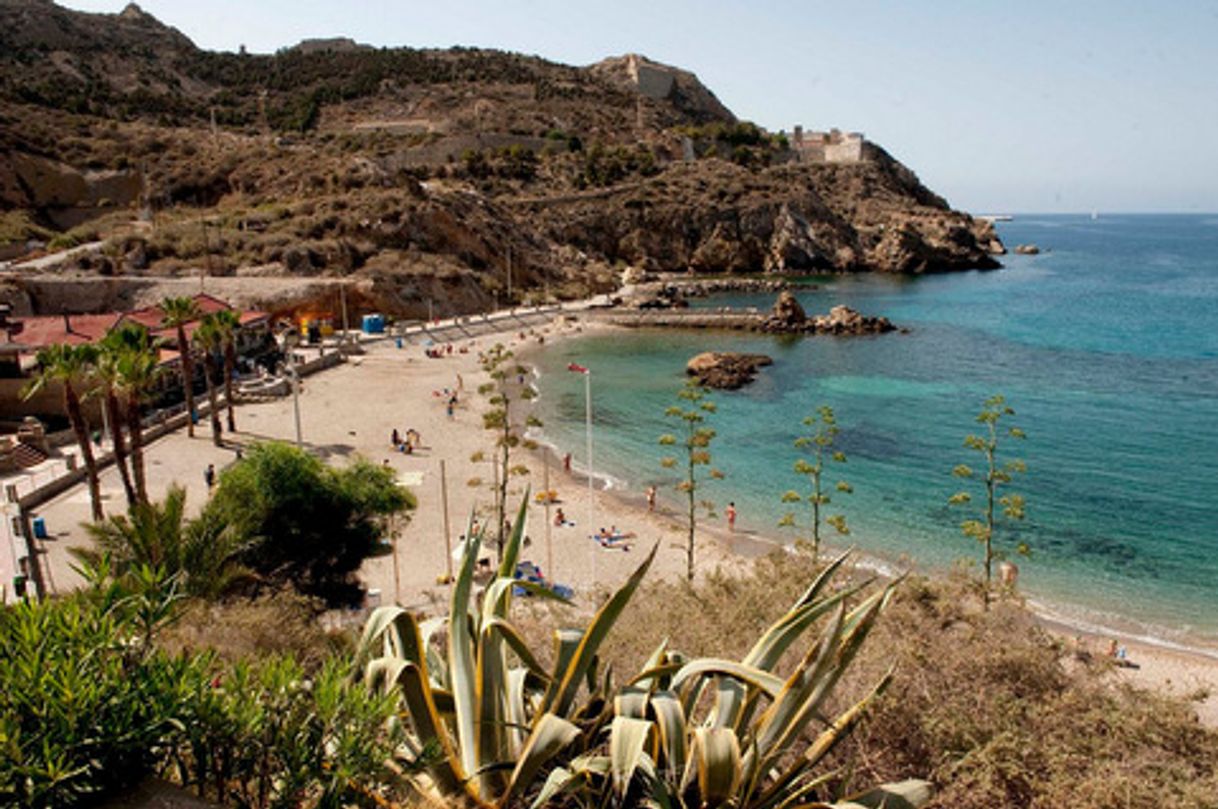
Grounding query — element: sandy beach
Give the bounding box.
[28,312,1218,726]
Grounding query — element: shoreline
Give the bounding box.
[512,320,1218,723]
[28,304,1218,725]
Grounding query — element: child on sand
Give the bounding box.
[726,502,737,532]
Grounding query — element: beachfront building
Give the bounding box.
[0,293,273,431]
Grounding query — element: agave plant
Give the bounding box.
[358,495,928,809]
[534,551,930,809]
[357,491,655,808]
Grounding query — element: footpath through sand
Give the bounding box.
[28,312,1218,726]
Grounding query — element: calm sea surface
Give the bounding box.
[532,214,1218,646]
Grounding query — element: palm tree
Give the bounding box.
[193,313,224,447]
[160,296,201,438]
[106,322,159,504]
[74,485,250,599]
[93,339,136,508]
[22,344,104,521]
[212,308,241,433]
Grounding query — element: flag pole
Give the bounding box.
[585,369,595,586]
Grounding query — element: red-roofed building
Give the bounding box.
[0,295,273,424]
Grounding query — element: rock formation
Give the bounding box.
[686,352,774,390]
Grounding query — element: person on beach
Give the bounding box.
[563,453,572,473]
[391,428,401,448]
[204,463,216,490]
[646,485,657,512]
[726,502,737,532]
[554,508,566,526]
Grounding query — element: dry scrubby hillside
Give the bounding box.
[0,0,1001,317]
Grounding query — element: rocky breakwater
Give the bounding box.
[758,291,896,335]
[686,352,774,390]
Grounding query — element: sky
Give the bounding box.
[61,1,1218,213]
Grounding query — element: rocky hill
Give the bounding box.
[0,0,1002,318]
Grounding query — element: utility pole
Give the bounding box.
[440,459,453,584]
[339,283,349,345]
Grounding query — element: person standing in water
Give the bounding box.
[726,502,737,532]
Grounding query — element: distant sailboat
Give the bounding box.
[1090,210,1099,221]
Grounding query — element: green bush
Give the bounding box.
[0,577,209,808]
[202,443,415,605]
[171,656,402,809]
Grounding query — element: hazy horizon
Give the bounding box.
[58,1,1218,215]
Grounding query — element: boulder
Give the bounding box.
[686,351,774,390]
[810,305,895,335]
[1014,243,1040,255]
[761,290,806,330]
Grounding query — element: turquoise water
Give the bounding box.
[533,214,1218,645]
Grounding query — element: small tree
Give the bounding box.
[779,405,852,562]
[477,343,539,556]
[659,380,722,580]
[949,394,1028,607]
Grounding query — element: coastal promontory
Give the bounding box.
[1,1,1001,319]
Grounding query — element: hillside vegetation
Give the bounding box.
[1,1,1000,317]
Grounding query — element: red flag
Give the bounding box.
[567,362,589,374]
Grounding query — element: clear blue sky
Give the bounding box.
[63,1,1218,213]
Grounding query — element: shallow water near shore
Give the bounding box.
[533,214,1218,647]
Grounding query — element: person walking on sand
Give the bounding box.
[646,485,657,512]
[204,463,216,491]
[726,502,737,532]
[563,452,572,473]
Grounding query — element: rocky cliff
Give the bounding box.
[0,1,1002,318]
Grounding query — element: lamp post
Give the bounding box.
[283,334,303,448]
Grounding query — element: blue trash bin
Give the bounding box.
[32,517,47,539]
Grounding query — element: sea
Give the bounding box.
[531,214,1218,650]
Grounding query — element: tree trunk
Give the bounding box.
[107,389,136,507]
[204,351,222,447]
[223,340,237,433]
[686,453,696,581]
[177,325,196,438]
[127,393,147,504]
[65,381,103,521]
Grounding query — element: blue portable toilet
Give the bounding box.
[362,314,385,334]
[32,517,47,539]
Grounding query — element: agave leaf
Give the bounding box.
[828,779,932,809]
[506,667,529,757]
[666,658,786,701]
[803,669,894,770]
[610,716,654,796]
[355,604,409,665]
[546,543,658,717]
[483,617,553,683]
[449,530,484,789]
[616,686,651,719]
[475,623,510,796]
[689,727,741,808]
[504,712,581,808]
[529,766,578,809]
[709,677,746,730]
[635,638,672,690]
[540,628,584,719]
[747,604,846,773]
[650,690,688,783]
[391,660,466,797]
[793,548,854,610]
[496,489,531,579]
[364,657,408,695]
[744,581,866,671]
